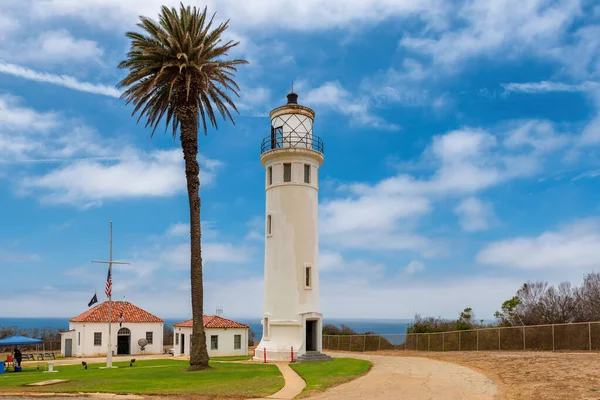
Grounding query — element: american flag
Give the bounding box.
[105,267,112,298]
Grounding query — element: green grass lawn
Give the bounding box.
[290,358,371,396]
[0,359,283,397]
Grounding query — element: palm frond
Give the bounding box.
[118,3,248,137]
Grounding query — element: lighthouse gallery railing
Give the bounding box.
[261,133,324,155]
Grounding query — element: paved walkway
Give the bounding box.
[4,352,497,399]
[308,352,497,400]
[257,362,305,400]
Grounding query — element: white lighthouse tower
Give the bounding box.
[254,92,332,362]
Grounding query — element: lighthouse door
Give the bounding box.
[270,126,283,149]
[306,320,317,352]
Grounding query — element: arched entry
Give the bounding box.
[117,327,131,355]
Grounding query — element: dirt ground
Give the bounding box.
[361,350,600,400]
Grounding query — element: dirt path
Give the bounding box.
[307,352,497,399]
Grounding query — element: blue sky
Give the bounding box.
[1,0,600,321]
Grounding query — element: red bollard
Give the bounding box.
[291,346,294,363]
[263,348,267,363]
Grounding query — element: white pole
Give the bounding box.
[92,221,129,369]
[107,221,113,368]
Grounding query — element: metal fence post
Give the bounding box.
[552,325,555,351]
[349,335,353,351]
[404,335,407,351]
[378,335,381,351]
[589,323,592,351]
[523,326,526,351]
[363,335,366,352]
[477,330,479,351]
[498,328,501,351]
[327,335,330,350]
[416,334,419,351]
[459,331,461,351]
[428,333,430,351]
[442,332,445,352]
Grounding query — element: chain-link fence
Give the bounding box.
[323,321,600,352]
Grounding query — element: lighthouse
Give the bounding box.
[254,92,332,362]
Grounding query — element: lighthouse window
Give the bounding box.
[267,215,272,236]
[305,265,312,288]
[304,164,311,184]
[268,166,273,185]
[283,163,292,182]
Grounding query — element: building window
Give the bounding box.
[268,166,273,185]
[267,215,272,236]
[94,332,102,346]
[305,265,312,288]
[78,332,80,346]
[211,335,219,350]
[175,333,179,345]
[263,318,269,338]
[234,334,241,350]
[146,331,153,344]
[283,163,291,182]
[304,164,311,184]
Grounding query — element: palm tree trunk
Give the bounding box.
[180,105,210,370]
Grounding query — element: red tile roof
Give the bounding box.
[70,301,163,324]
[173,316,249,329]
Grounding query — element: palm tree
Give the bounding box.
[118,3,247,370]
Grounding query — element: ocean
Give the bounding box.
[0,317,411,340]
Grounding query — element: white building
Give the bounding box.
[172,316,249,358]
[253,92,332,362]
[60,301,164,357]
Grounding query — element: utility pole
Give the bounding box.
[92,221,130,368]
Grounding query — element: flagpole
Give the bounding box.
[92,221,129,369]
[108,221,113,369]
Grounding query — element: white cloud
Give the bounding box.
[319,121,570,256]
[158,242,256,270]
[0,249,42,263]
[477,219,600,270]
[0,14,20,38]
[404,260,425,274]
[24,0,441,32]
[321,275,522,319]
[21,30,104,65]
[502,81,599,94]
[166,223,189,237]
[320,250,345,271]
[18,149,221,208]
[400,0,581,70]
[0,94,59,133]
[0,94,119,164]
[237,86,272,115]
[0,63,120,97]
[580,114,600,145]
[303,81,400,130]
[503,120,570,153]
[454,197,495,232]
[320,193,433,253]
[359,61,434,108]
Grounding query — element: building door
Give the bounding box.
[180,334,185,355]
[65,339,72,357]
[306,320,317,352]
[117,328,131,355]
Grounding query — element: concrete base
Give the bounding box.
[294,351,334,362]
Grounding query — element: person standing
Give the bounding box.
[13,348,22,370]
